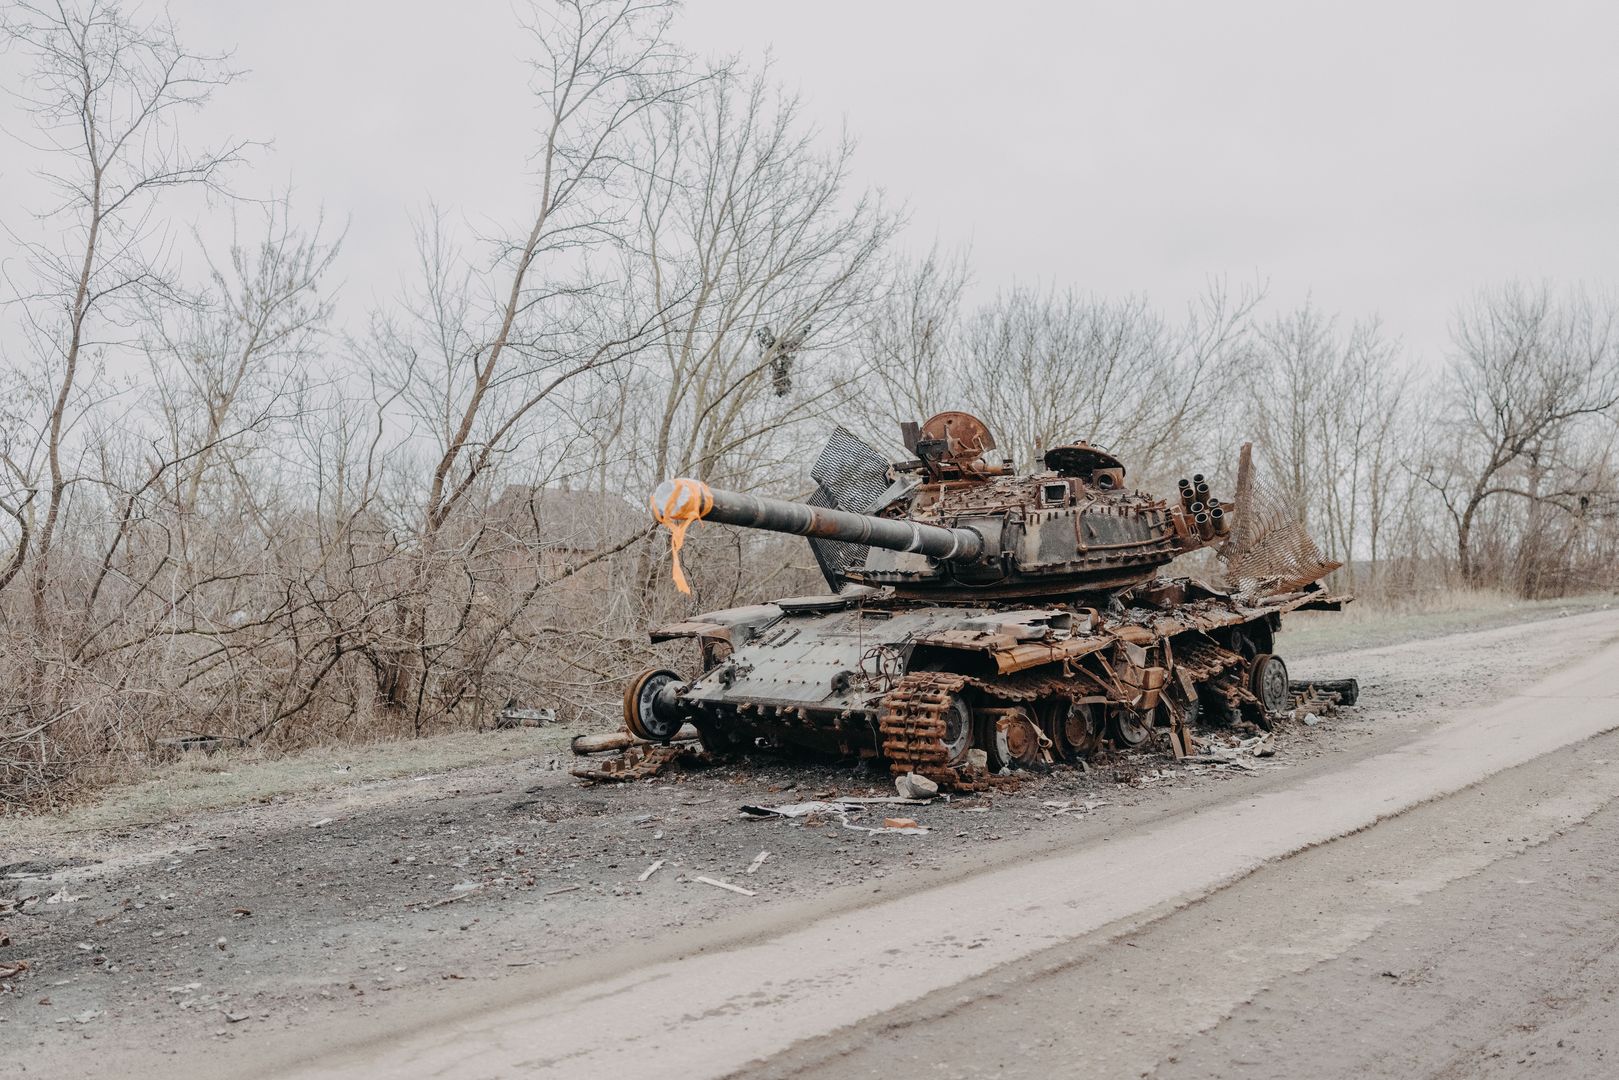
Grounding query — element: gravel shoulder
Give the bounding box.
[2,604,1617,1075]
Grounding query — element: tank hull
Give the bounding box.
[647,578,1346,783]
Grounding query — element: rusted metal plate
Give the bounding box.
[634,416,1354,778]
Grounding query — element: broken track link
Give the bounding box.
[570,742,705,783]
[877,672,995,793]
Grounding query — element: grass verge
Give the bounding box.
[3,727,574,849]
[1284,590,1615,656]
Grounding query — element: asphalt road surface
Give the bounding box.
[221,610,1619,1080]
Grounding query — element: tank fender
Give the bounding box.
[649,603,783,645]
[912,608,1074,652]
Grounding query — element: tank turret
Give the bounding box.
[651,413,1234,601]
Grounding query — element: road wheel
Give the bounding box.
[1048,699,1102,760]
[984,705,1044,771]
[939,693,975,765]
[1250,653,1290,720]
[1109,706,1152,748]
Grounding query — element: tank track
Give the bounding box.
[877,672,993,792]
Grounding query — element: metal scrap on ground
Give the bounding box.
[740,801,933,834]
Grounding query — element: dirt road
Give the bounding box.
[5,606,1619,1078]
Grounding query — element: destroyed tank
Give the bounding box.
[628,412,1349,788]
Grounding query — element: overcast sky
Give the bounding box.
[6,0,1617,368]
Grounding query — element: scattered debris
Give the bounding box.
[495,705,558,729]
[739,801,835,820]
[894,772,939,800]
[309,818,334,828]
[637,860,665,882]
[151,735,246,758]
[0,895,36,916]
[412,884,484,911]
[570,725,700,756]
[694,876,756,897]
[570,742,707,783]
[0,960,30,980]
[740,802,932,834]
[1295,688,1342,722]
[545,885,582,897]
[1189,732,1286,771]
[746,851,772,875]
[1041,798,1106,817]
[1290,677,1360,706]
[44,889,84,905]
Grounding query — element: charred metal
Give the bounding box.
[628,413,1354,789]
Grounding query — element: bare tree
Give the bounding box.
[624,68,898,495]
[144,201,340,519]
[1242,304,1412,591]
[856,275,1258,484]
[1,0,248,619]
[850,248,970,451]
[353,0,706,730]
[1420,282,1619,585]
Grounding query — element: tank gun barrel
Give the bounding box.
[652,479,984,561]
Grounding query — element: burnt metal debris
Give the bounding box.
[618,413,1352,790]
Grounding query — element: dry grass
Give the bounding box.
[1284,588,1616,657]
[2,726,573,848]
[8,588,1613,847]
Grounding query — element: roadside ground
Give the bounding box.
[1,595,1613,1074]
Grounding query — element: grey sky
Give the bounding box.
[7,0,1617,367]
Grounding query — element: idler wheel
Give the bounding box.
[1109,707,1152,748]
[1250,653,1290,718]
[984,706,1044,771]
[623,667,685,742]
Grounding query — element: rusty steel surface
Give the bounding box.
[569,742,705,783]
[876,672,1000,792]
[598,412,1355,787]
